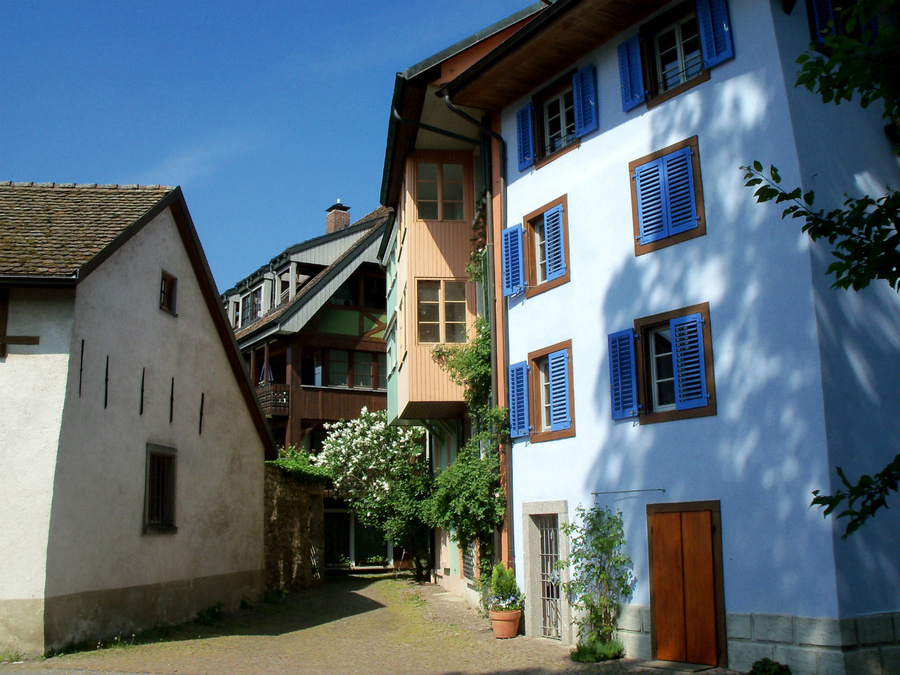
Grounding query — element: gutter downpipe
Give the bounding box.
[441,95,514,570]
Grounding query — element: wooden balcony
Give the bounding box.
[295,385,386,423]
[257,384,290,417]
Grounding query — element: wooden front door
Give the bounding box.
[647,502,725,667]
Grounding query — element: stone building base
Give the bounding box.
[617,606,900,675]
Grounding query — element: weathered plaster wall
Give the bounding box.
[503,0,851,630]
[0,287,74,654]
[42,207,266,649]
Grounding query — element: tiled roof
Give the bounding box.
[0,182,174,277]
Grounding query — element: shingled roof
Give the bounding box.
[0,182,174,278]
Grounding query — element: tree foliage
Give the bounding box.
[557,505,635,646]
[315,408,432,579]
[268,445,331,483]
[741,0,900,535]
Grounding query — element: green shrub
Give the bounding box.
[486,562,524,611]
[570,638,625,663]
[750,657,792,675]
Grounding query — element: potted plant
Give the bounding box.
[485,562,524,639]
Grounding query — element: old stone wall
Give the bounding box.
[264,465,324,592]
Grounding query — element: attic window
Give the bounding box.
[160,271,177,315]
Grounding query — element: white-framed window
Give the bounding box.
[542,88,575,155]
[654,14,703,93]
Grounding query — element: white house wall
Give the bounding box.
[503,0,875,640]
[768,4,900,620]
[42,207,266,649]
[0,288,75,654]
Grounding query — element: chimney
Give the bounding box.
[326,199,351,233]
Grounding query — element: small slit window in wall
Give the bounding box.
[508,340,575,443]
[502,196,570,298]
[617,0,734,112]
[630,136,705,255]
[159,271,177,314]
[516,64,598,171]
[608,302,716,424]
[144,443,177,533]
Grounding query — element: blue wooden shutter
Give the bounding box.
[696,0,734,69]
[572,64,598,137]
[508,361,530,438]
[811,0,835,45]
[618,35,645,112]
[634,157,667,244]
[671,313,708,410]
[543,204,566,282]
[608,329,638,419]
[663,146,698,236]
[501,225,525,297]
[547,348,571,431]
[516,104,535,171]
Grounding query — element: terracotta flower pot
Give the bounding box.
[489,609,522,639]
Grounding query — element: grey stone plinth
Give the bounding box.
[774,645,818,675]
[641,606,651,633]
[618,604,643,632]
[727,613,752,640]
[843,648,883,675]
[795,616,857,648]
[881,645,900,675]
[817,650,848,675]
[621,630,651,660]
[858,614,894,645]
[754,614,795,643]
[727,639,774,672]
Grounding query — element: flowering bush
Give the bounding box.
[314,408,432,579]
[485,562,524,612]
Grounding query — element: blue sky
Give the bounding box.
[1,1,532,289]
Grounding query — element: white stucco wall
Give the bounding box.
[44,206,266,599]
[0,288,74,601]
[769,4,900,618]
[500,0,891,622]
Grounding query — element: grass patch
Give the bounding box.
[570,638,625,663]
[1,649,22,663]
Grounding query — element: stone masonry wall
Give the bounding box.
[617,604,900,675]
[263,465,324,593]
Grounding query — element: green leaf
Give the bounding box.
[752,160,763,172]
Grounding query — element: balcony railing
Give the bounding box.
[257,384,290,417]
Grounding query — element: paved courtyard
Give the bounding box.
[0,575,743,675]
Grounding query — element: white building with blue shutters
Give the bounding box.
[439,1,900,673]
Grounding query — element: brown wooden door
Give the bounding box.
[649,507,719,666]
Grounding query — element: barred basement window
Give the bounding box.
[144,444,177,533]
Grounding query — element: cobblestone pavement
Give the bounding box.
[0,575,745,675]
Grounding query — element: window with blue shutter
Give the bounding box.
[810,0,877,47]
[696,0,734,69]
[630,137,705,254]
[617,303,715,424]
[547,348,571,431]
[516,104,535,172]
[501,225,525,297]
[811,0,835,44]
[608,329,638,420]
[618,0,734,111]
[543,204,566,282]
[671,313,708,410]
[508,361,530,438]
[572,64,598,137]
[618,35,645,112]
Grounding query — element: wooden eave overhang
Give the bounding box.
[441,0,667,111]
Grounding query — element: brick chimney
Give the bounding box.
[325,200,351,233]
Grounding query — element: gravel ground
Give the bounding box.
[0,574,745,675]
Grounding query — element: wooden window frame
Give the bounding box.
[412,151,472,223]
[523,195,571,298]
[528,339,575,443]
[144,443,177,534]
[629,136,706,256]
[634,302,716,425]
[159,271,177,315]
[415,278,469,346]
[532,71,582,169]
[640,2,711,110]
[646,500,727,668]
